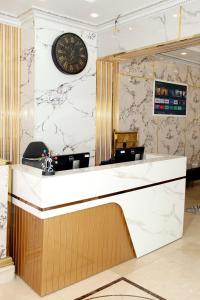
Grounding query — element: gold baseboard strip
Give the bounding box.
[0,257,14,268]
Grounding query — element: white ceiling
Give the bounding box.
[162,46,200,65]
[0,0,180,26]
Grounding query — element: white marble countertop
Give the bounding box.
[12,153,187,210]
[12,153,183,178]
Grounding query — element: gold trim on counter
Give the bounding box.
[10,176,186,212]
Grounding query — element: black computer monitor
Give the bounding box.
[73,152,90,169]
[52,152,90,171]
[114,146,144,163]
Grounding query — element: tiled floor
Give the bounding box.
[1,181,200,300]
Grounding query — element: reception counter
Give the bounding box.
[11,154,186,296]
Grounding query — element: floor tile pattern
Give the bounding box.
[75,277,166,300]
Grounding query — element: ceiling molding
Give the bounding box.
[0,10,20,27]
[0,0,193,30]
[19,6,97,31]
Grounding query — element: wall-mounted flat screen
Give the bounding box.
[153,80,187,116]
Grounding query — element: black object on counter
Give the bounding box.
[22,142,90,172]
[22,141,49,169]
[100,146,145,166]
[52,153,90,171]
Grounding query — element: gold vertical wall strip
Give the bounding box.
[96,60,121,165]
[112,62,119,132]
[95,60,102,165]
[0,24,2,156]
[0,24,21,163]
[96,60,114,165]
[106,63,112,159]
[101,61,107,161]
[178,6,183,40]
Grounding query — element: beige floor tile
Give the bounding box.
[0,276,63,300]
[57,270,121,300]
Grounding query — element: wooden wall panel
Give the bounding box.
[13,206,44,294]
[13,203,135,296]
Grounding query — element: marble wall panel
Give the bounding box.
[0,165,8,259]
[185,86,200,167]
[21,17,97,164]
[98,6,180,57]
[153,57,188,84]
[157,116,186,156]
[120,56,155,78]
[119,56,200,166]
[98,0,200,58]
[182,0,200,38]
[20,18,35,158]
[119,75,158,153]
[187,65,200,87]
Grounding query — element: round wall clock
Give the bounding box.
[51,33,88,75]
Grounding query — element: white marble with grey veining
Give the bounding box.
[0,164,9,259]
[98,6,180,57]
[20,17,35,159]
[21,16,97,165]
[98,1,200,58]
[182,0,200,38]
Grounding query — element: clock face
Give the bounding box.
[51,33,88,75]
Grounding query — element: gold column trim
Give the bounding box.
[112,62,119,132]
[178,6,183,40]
[0,24,21,164]
[0,160,10,166]
[96,60,118,165]
[0,256,14,268]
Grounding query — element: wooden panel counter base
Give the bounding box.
[13,203,135,296]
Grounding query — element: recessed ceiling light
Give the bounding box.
[173,13,178,18]
[181,52,188,56]
[129,27,133,31]
[85,0,96,2]
[90,12,99,18]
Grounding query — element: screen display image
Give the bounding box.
[154,80,187,116]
